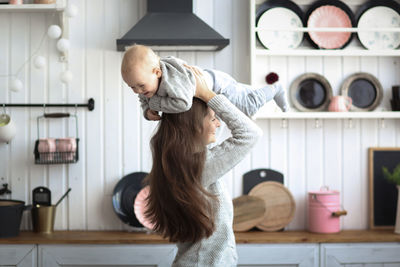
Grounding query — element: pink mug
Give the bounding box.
[9,0,23,4]
[56,138,77,161]
[328,96,352,112]
[38,138,56,161]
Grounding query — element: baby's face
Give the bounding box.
[123,65,161,98]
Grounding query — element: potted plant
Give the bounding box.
[382,163,400,234]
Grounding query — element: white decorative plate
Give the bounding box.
[358,6,400,50]
[256,7,303,50]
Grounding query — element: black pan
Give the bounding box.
[112,172,148,228]
[305,0,355,49]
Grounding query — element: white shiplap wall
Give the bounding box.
[0,0,399,232]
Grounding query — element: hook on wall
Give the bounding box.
[281,118,288,129]
[314,118,322,128]
[380,118,386,129]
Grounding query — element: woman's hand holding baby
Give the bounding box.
[185,64,216,103]
[146,109,161,121]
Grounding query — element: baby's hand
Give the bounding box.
[146,109,161,121]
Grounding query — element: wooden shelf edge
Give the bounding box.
[235,230,400,244]
[0,230,399,245]
[253,112,400,120]
[255,48,400,57]
[0,3,64,12]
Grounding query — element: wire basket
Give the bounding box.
[34,113,79,164]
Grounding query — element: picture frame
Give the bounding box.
[368,147,400,229]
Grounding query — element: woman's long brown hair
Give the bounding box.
[144,98,217,243]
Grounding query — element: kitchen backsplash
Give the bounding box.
[0,0,399,232]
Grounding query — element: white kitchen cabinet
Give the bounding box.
[2,242,400,266]
[0,245,37,267]
[237,244,319,267]
[321,243,400,267]
[38,244,177,267]
[250,0,400,120]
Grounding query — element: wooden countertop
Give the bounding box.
[0,230,399,244]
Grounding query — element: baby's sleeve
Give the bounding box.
[138,95,150,120]
[148,57,196,113]
[147,89,193,113]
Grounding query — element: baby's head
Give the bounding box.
[121,44,161,98]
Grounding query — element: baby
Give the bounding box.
[121,44,288,120]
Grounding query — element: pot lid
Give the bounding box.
[308,186,339,195]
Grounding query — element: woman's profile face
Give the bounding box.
[202,108,221,145]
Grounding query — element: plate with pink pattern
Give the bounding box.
[306,0,355,49]
[134,186,155,230]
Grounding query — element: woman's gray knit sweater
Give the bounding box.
[172,95,262,267]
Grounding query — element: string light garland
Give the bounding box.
[0,2,78,92]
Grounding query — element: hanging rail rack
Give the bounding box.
[0,98,95,111]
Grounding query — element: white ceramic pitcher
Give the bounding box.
[0,113,17,143]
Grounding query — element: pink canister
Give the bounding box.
[308,186,347,233]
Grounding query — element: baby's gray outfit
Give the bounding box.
[138,56,279,118]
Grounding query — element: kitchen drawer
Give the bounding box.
[237,243,319,267]
[321,243,400,267]
[0,245,37,267]
[38,244,176,267]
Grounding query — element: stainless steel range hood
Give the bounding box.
[116,0,230,52]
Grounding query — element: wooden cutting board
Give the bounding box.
[249,181,295,231]
[232,195,266,232]
[242,168,284,195]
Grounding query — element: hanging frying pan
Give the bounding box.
[112,172,148,228]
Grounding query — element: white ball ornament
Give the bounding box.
[33,56,46,69]
[56,38,70,52]
[47,25,62,39]
[60,70,73,84]
[10,79,23,92]
[66,4,78,18]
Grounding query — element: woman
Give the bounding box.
[144,66,262,266]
